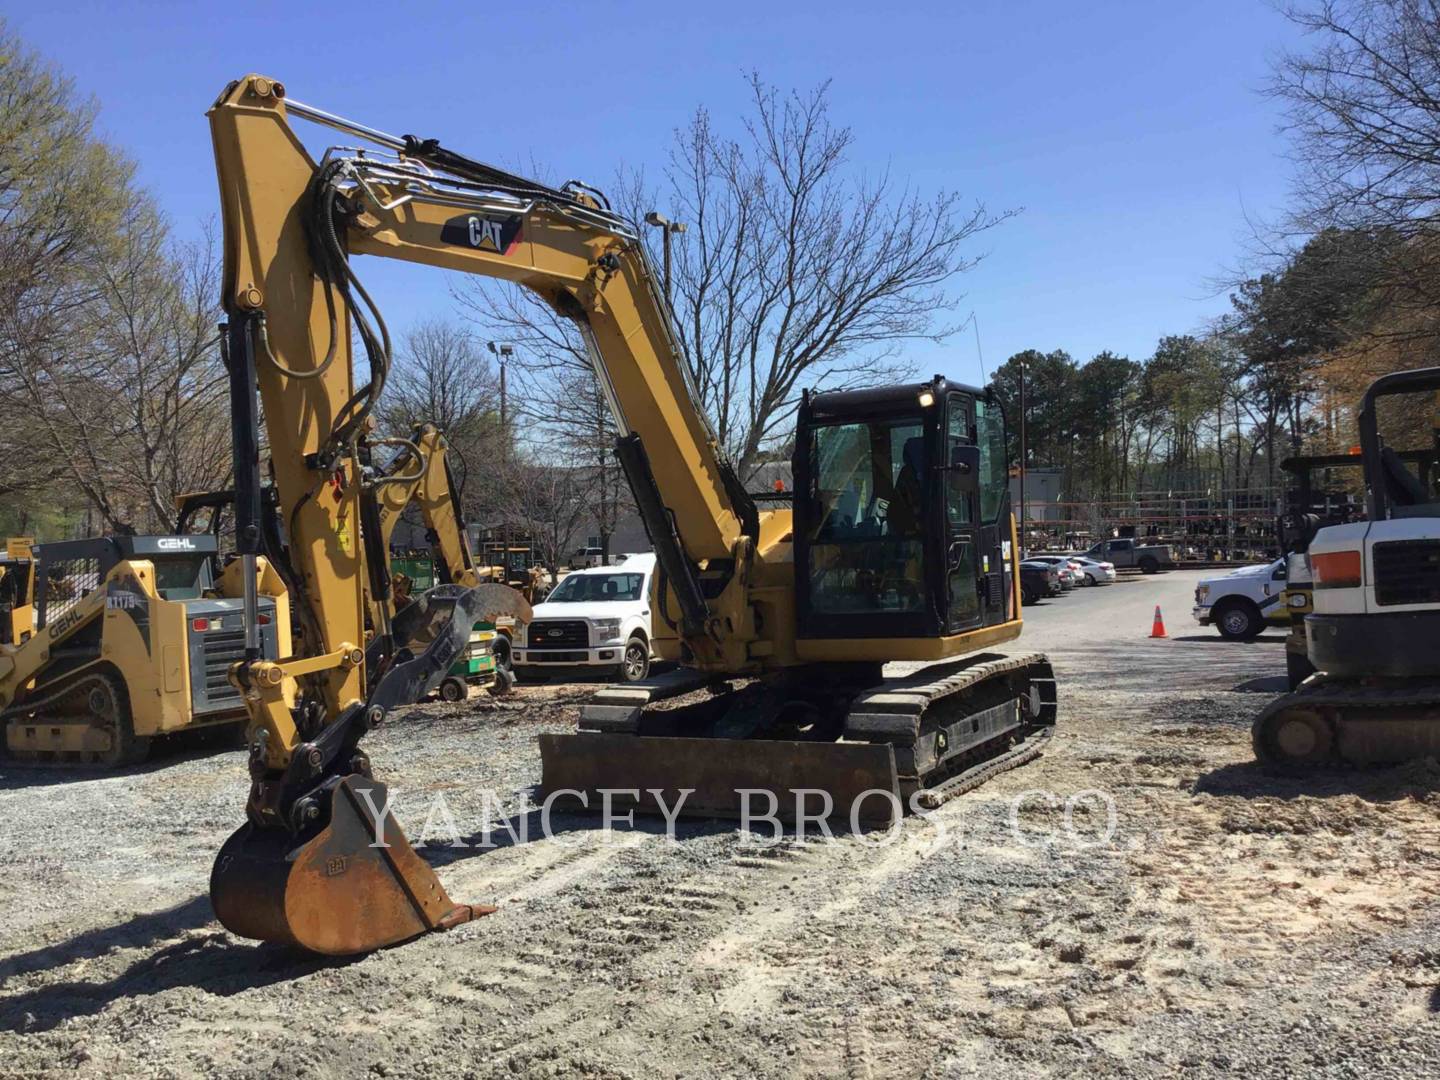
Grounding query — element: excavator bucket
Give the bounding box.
[211,586,518,955]
[210,775,493,955]
[538,734,903,825]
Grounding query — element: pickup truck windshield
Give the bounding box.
[548,572,645,603]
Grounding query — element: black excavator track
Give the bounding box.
[539,651,1057,823]
[1252,675,1440,767]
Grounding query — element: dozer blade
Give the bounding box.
[538,733,902,825]
[210,775,493,955]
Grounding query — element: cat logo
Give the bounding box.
[469,217,504,250]
[441,213,523,255]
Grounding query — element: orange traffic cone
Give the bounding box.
[1149,605,1168,638]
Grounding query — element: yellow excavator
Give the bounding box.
[205,75,1057,955]
[366,422,530,696]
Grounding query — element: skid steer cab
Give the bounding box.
[0,535,285,766]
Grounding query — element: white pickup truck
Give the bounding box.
[513,553,656,682]
[1192,557,1290,640]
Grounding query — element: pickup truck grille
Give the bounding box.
[1373,539,1440,606]
[528,619,589,648]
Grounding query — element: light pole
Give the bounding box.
[487,341,514,579]
[643,211,687,301]
[1018,356,1027,556]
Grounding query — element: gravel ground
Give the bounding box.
[1,570,1437,1078]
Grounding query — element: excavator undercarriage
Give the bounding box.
[543,653,1056,822]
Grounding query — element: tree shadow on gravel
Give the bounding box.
[0,896,216,981]
[1193,759,1440,803]
[0,929,349,1034]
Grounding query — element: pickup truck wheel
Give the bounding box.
[620,637,650,682]
[1214,598,1262,641]
[1139,556,1159,574]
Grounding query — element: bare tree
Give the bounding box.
[459,74,1015,483]
[383,318,499,437]
[3,218,229,533]
[379,317,512,533]
[1271,0,1440,344]
[0,22,141,519]
[506,459,590,580]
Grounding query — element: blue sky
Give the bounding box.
[8,1,1306,386]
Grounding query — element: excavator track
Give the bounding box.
[540,651,1057,823]
[1252,676,1440,767]
[842,651,1057,797]
[2,668,148,767]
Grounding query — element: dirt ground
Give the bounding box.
[1,570,1438,1078]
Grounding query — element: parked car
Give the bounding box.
[570,547,642,569]
[1192,557,1289,640]
[514,553,656,681]
[1085,537,1175,574]
[1027,553,1105,587]
[570,546,607,568]
[1019,560,1063,603]
[1061,555,1118,586]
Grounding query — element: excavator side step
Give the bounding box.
[578,667,712,733]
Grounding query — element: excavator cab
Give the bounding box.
[794,378,1014,643]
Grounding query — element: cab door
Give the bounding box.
[942,393,983,633]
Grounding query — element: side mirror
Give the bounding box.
[945,444,981,475]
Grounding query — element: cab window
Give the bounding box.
[807,418,925,614]
[975,399,1008,523]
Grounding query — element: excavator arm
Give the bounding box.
[364,423,529,693]
[206,75,766,953]
[373,426,480,591]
